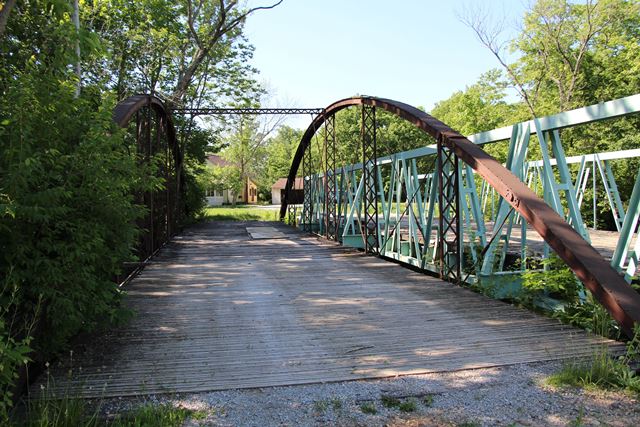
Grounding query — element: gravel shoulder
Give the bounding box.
[99,361,640,426]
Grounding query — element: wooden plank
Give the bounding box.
[33,220,623,399]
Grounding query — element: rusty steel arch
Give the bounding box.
[113,94,184,264]
[280,95,640,337]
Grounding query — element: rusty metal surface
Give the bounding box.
[280,96,640,337]
[113,94,184,268]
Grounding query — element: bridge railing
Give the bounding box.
[281,95,640,337]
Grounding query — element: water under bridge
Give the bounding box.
[36,93,640,398]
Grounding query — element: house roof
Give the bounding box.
[206,154,231,167]
[272,177,304,190]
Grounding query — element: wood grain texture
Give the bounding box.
[34,221,623,398]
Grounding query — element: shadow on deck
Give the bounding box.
[35,221,622,398]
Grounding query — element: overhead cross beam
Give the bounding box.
[173,108,324,116]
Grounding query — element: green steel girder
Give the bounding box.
[283,94,640,337]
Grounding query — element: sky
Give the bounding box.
[243,0,529,128]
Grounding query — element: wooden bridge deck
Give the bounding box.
[38,221,622,398]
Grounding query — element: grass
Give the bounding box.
[359,402,377,414]
[313,400,328,413]
[330,397,342,410]
[16,399,201,427]
[22,394,95,427]
[203,205,279,221]
[546,324,640,396]
[568,407,585,427]
[380,395,418,412]
[109,404,194,426]
[312,397,342,414]
[546,351,640,394]
[422,394,434,407]
[380,395,401,409]
[397,398,417,413]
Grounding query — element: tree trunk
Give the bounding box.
[73,0,81,98]
[0,0,17,39]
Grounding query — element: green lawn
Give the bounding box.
[204,205,280,221]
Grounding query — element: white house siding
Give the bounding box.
[271,189,281,205]
[206,196,224,206]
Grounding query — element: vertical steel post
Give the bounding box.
[147,97,154,254]
[156,108,167,243]
[135,109,145,259]
[302,140,313,232]
[593,160,597,229]
[361,105,378,254]
[437,139,461,282]
[287,179,297,226]
[324,114,337,240]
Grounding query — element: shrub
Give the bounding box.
[0,67,151,419]
[521,254,580,304]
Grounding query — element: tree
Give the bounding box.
[0,0,284,411]
[221,111,285,201]
[454,0,640,230]
[258,126,303,199]
[218,164,244,205]
[173,0,282,103]
[83,0,278,107]
[462,0,640,117]
[82,0,283,213]
[328,106,434,169]
[0,0,160,413]
[431,70,519,136]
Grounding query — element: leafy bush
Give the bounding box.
[556,300,622,340]
[0,317,33,418]
[1,74,149,333]
[180,166,207,223]
[521,254,581,304]
[0,67,151,419]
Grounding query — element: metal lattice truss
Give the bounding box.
[301,138,313,232]
[437,141,461,281]
[324,115,338,240]
[282,94,640,336]
[174,107,324,116]
[361,105,379,254]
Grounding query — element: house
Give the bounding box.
[271,177,304,205]
[205,155,258,205]
[244,178,258,204]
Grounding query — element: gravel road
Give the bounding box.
[99,361,639,426]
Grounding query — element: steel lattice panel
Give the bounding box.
[324,115,338,240]
[437,142,461,282]
[362,105,378,254]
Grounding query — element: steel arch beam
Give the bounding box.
[113,94,184,260]
[113,94,178,149]
[113,94,183,176]
[280,95,640,337]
